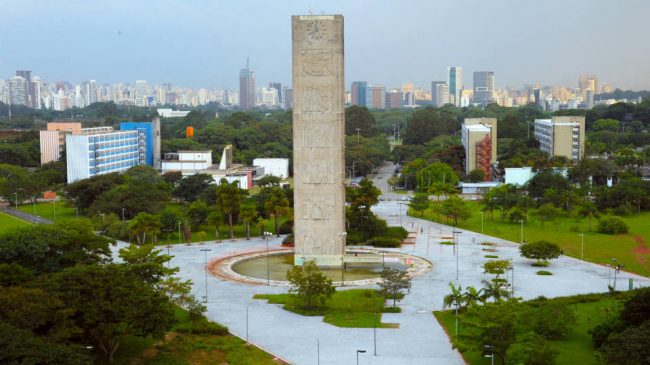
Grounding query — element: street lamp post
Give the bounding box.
[32,196,36,224]
[178,221,182,244]
[480,211,484,233]
[453,228,462,282]
[338,232,347,286]
[519,220,524,244]
[579,233,584,260]
[509,266,515,294]
[613,261,624,291]
[356,350,366,365]
[100,212,105,223]
[484,345,495,365]
[264,231,273,285]
[355,128,361,143]
[200,249,212,303]
[52,201,56,222]
[122,208,126,221]
[13,192,18,208]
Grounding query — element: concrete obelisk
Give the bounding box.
[292,15,345,267]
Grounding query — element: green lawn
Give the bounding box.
[433,293,628,365]
[254,289,398,328]
[0,211,30,233]
[412,202,650,277]
[16,201,76,221]
[96,307,280,365]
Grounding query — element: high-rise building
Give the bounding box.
[533,88,543,108]
[447,67,463,106]
[578,75,598,96]
[462,118,498,177]
[66,128,146,183]
[119,119,161,169]
[260,87,279,106]
[8,76,28,106]
[385,90,403,109]
[239,59,256,111]
[40,122,83,165]
[282,87,293,109]
[364,85,385,109]
[431,81,449,107]
[83,80,98,106]
[269,82,282,104]
[16,70,39,108]
[534,116,585,161]
[135,80,148,107]
[350,81,367,106]
[31,77,42,109]
[473,71,495,106]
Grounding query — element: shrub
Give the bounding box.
[386,226,408,240]
[520,240,562,266]
[176,318,229,335]
[484,255,499,258]
[568,225,580,232]
[480,242,496,246]
[367,236,401,248]
[530,302,576,339]
[532,261,550,267]
[597,217,629,235]
[440,241,455,245]
[282,234,294,245]
[536,270,553,275]
[346,232,363,245]
[383,306,402,313]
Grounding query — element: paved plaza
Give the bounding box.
[111,162,650,365]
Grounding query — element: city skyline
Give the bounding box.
[1,0,650,90]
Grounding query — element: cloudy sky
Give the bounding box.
[1,0,649,90]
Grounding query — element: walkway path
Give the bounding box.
[0,205,52,224]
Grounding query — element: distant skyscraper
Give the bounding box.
[269,82,282,104]
[533,88,543,108]
[8,76,28,106]
[351,81,367,106]
[364,85,385,109]
[579,75,598,96]
[260,87,279,106]
[83,80,98,107]
[447,67,463,106]
[239,58,256,111]
[473,71,495,106]
[282,87,293,109]
[135,80,148,107]
[385,90,403,109]
[16,70,38,108]
[431,81,449,107]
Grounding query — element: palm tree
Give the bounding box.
[577,200,600,231]
[264,187,289,237]
[443,282,464,310]
[239,200,259,240]
[129,212,161,245]
[215,179,242,239]
[481,279,511,303]
[206,210,223,242]
[462,286,486,308]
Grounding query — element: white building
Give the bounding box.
[260,87,279,107]
[157,108,190,118]
[534,116,585,161]
[135,80,148,107]
[253,158,290,178]
[504,167,536,186]
[162,151,213,173]
[66,129,145,183]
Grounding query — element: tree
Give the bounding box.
[507,332,558,365]
[576,201,600,231]
[379,267,412,307]
[519,240,562,266]
[172,173,214,203]
[592,118,620,132]
[118,244,176,284]
[215,179,243,239]
[599,322,650,365]
[467,169,486,182]
[403,107,458,145]
[463,286,486,308]
[239,199,259,240]
[416,162,459,192]
[0,323,87,365]
[483,260,512,281]
[409,193,429,217]
[460,301,521,365]
[161,171,183,188]
[443,282,464,310]
[186,200,211,229]
[531,204,562,228]
[206,210,224,242]
[0,163,43,205]
[129,212,162,245]
[51,264,175,362]
[257,175,281,187]
[481,279,512,303]
[345,105,380,137]
[286,260,336,309]
[263,187,289,237]
[0,220,112,274]
[440,195,471,225]
[63,173,125,212]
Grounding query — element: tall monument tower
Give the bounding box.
[292,15,346,267]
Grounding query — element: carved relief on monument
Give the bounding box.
[300,118,335,148]
[298,198,335,220]
[301,49,333,76]
[302,153,335,184]
[299,230,336,255]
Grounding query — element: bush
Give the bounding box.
[597,217,629,235]
[536,270,553,275]
[520,240,561,266]
[568,225,580,232]
[532,261,550,267]
[440,241,455,245]
[176,318,229,335]
[383,306,402,313]
[367,236,401,248]
[282,234,294,245]
[346,232,363,245]
[484,255,499,258]
[530,302,576,339]
[386,226,408,240]
[279,220,293,234]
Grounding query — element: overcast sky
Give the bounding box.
[1,0,649,90]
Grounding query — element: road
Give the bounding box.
[0,205,52,224]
